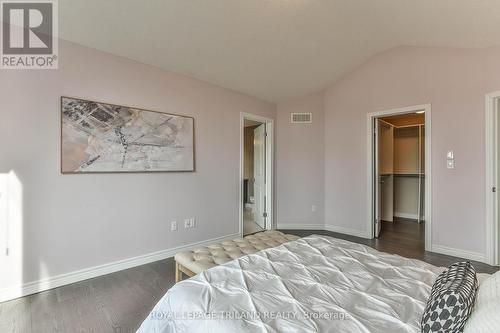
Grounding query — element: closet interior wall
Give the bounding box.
[379,115,425,223]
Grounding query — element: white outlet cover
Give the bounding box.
[184,219,190,228]
[171,221,178,231]
[447,159,455,169]
[311,205,316,212]
[447,150,454,159]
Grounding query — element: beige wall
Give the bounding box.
[393,126,423,219]
[277,92,325,227]
[5,40,500,295]
[393,127,420,174]
[0,40,275,294]
[394,177,420,218]
[324,45,500,256]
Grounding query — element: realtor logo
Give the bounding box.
[1,0,58,69]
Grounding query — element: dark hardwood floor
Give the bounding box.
[282,218,499,274]
[0,258,176,333]
[1,224,497,332]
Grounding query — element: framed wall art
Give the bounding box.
[61,97,195,173]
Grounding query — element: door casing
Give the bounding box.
[239,112,274,236]
[367,104,432,251]
[485,91,500,266]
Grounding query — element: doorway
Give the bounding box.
[240,113,274,236]
[367,104,432,251]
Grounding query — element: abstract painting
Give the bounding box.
[61,97,194,173]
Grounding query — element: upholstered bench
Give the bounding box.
[174,230,300,282]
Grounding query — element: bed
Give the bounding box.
[137,235,448,333]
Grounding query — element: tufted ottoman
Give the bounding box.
[174,230,300,282]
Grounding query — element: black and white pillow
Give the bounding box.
[421,261,478,333]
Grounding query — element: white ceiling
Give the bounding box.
[59,0,500,102]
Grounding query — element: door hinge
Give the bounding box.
[493,187,497,193]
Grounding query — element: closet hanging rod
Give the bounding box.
[376,120,424,129]
[395,123,425,129]
[377,119,394,127]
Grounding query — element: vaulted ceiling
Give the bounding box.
[59,0,500,102]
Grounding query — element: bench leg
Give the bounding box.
[175,262,181,283]
[175,262,196,282]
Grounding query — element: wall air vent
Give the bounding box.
[290,112,312,124]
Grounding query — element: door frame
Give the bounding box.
[485,91,500,266]
[366,104,432,250]
[239,112,274,235]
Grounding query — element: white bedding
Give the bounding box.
[138,235,445,333]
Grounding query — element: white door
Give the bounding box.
[253,124,266,229]
[375,119,394,237]
[379,121,394,223]
[497,98,500,263]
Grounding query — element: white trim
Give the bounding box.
[431,244,486,263]
[366,104,432,251]
[265,119,274,231]
[0,233,241,303]
[324,224,371,238]
[393,212,420,220]
[277,223,325,230]
[239,112,274,236]
[485,91,500,266]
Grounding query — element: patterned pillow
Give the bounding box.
[421,261,478,333]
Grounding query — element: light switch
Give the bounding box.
[447,159,455,169]
[447,150,454,159]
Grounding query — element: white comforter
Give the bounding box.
[138,235,444,333]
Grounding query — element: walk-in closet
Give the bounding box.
[377,112,425,230]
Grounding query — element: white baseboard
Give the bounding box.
[431,244,487,264]
[276,223,325,230]
[324,224,370,239]
[0,232,240,303]
[394,212,419,220]
[3,230,488,303]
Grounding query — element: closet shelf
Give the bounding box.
[380,172,425,177]
[393,172,425,177]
